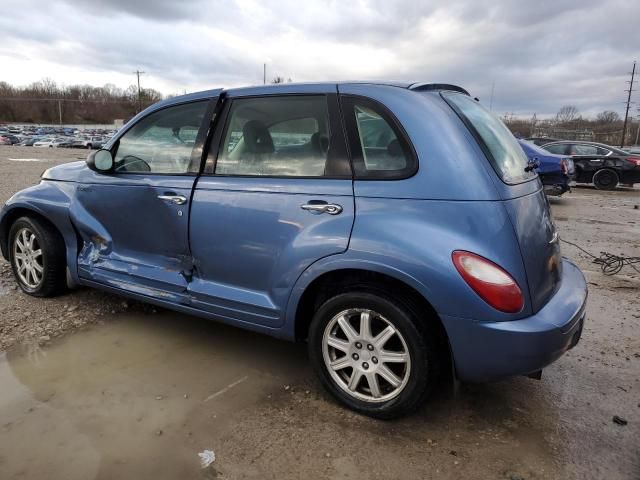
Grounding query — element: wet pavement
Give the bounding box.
[0,311,563,480]
[0,146,638,479]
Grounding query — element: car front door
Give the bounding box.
[188,88,354,328]
[73,98,215,302]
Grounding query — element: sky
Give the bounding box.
[0,0,638,118]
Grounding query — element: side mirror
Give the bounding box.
[87,149,114,173]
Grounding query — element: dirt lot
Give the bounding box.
[0,145,638,480]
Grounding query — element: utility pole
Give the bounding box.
[263,63,266,85]
[621,61,636,148]
[133,70,145,113]
[57,99,62,126]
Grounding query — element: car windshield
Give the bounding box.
[443,92,535,183]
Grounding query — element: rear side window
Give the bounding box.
[341,96,416,179]
[571,144,599,155]
[215,96,330,177]
[545,144,567,155]
[444,92,535,184]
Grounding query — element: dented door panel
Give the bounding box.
[73,174,195,301]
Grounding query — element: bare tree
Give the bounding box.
[596,110,620,123]
[0,78,165,124]
[556,105,580,123]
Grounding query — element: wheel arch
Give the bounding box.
[0,206,52,258]
[287,263,453,375]
[1,201,80,285]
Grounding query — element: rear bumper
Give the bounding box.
[540,174,571,195]
[441,258,587,383]
[620,169,640,184]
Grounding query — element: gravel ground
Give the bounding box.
[0,144,638,479]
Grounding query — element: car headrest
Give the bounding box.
[310,132,329,155]
[243,120,274,154]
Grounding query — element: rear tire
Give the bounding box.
[308,291,439,419]
[8,216,67,297]
[593,168,618,190]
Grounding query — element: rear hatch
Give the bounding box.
[443,92,562,312]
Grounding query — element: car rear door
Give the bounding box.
[566,143,602,180]
[188,86,354,328]
[73,97,217,302]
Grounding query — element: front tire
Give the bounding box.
[8,216,67,297]
[593,168,619,190]
[308,292,438,419]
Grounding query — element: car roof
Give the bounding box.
[155,81,469,108]
[116,81,469,143]
[544,140,610,148]
[544,140,628,155]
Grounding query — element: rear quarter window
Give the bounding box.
[444,92,535,184]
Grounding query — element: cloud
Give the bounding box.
[0,0,638,117]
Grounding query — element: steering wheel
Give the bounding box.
[116,155,151,172]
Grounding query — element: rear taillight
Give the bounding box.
[626,157,640,167]
[452,251,524,313]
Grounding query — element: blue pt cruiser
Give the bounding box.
[0,82,587,418]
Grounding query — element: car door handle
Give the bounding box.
[300,202,343,215]
[158,194,188,205]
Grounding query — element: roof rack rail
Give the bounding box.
[408,83,469,95]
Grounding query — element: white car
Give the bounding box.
[33,139,56,148]
[33,138,69,148]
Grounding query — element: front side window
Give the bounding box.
[114,101,208,174]
[216,96,330,177]
[342,96,416,179]
[444,92,535,183]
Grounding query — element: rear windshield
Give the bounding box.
[443,92,535,184]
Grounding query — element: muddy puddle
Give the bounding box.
[0,312,308,479]
[0,310,567,479]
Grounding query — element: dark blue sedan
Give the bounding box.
[518,139,574,196]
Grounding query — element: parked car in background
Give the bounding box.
[0,136,12,145]
[518,139,574,196]
[0,134,21,145]
[33,138,57,148]
[526,137,561,147]
[71,136,105,149]
[52,138,74,148]
[542,140,640,190]
[0,82,587,418]
[18,137,44,147]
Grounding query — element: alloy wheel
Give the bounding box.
[322,308,411,403]
[13,227,44,289]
